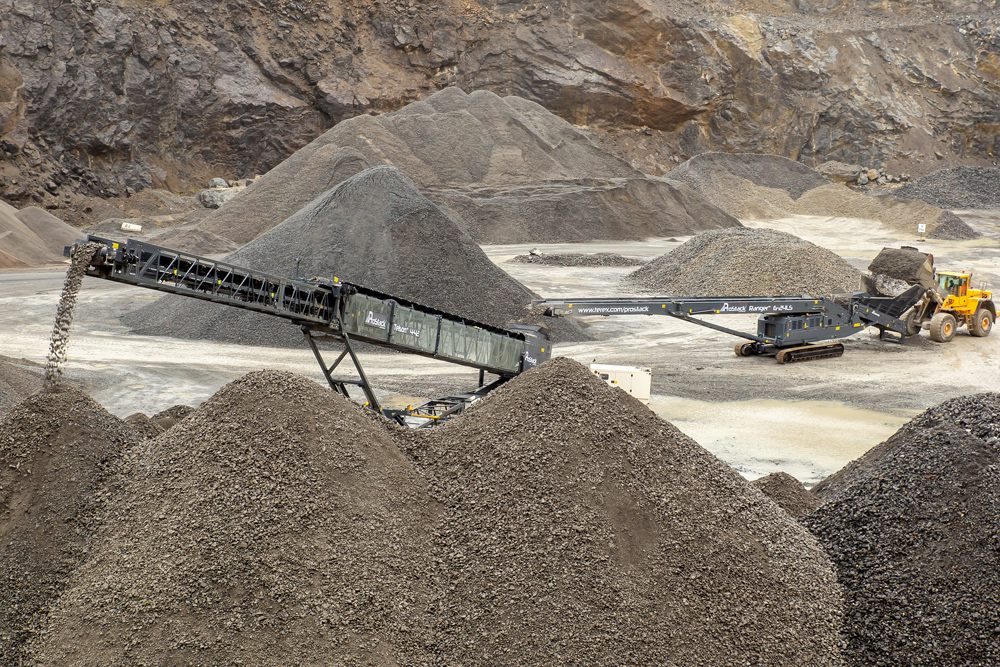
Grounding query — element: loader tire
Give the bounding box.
[970,308,994,337]
[902,310,922,337]
[929,312,957,343]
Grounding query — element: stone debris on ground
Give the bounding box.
[805,393,1000,666]
[0,356,42,417]
[403,357,843,665]
[894,166,1000,211]
[751,471,820,519]
[668,153,978,239]
[0,385,138,665]
[44,243,102,388]
[34,371,437,666]
[195,87,738,246]
[509,251,647,267]
[124,166,588,347]
[627,228,861,297]
[0,198,80,267]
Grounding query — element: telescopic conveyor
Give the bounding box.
[75,236,550,423]
[536,288,925,363]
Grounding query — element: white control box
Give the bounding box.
[590,364,652,404]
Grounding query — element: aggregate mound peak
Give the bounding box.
[627,227,861,297]
[405,357,843,666]
[124,166,585,347]
[0,200,79,268]
[805,396,1000,666]
[894,166,1000,210]
[752,472,820,519]
[196,88,739,246]
[36,370,436,666]
[0,385,136,665]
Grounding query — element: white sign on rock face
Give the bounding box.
[918,223,926,234]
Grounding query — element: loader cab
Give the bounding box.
[937,272,970,297]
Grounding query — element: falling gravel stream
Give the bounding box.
[43,242,101,389]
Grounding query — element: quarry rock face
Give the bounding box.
[0,0,997,203]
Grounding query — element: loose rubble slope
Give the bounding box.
[0,356,42,417]
[894,166,1000,210]
[0,385,136,665]
[669,153,978,239]
[36,371,436,666]
[197,88,738,245]
[752,471,820,519]
[627,228,861,297]
[126,166,587,346]
[806,394,1000,666]
[405,357,843,666]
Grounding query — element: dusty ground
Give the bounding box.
[1,214,997,485]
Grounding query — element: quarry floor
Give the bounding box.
[2,213,999,485]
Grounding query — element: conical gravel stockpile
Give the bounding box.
[0,386,136,665]
[35,371,436,666]
[124,166,588,347]
[404,357,844,666]
[806,393,1000,666]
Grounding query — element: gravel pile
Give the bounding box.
[124,167,588,347]
[404,357,843,665]
[509,251,647,267]
[36,371,436,666]
[866,246,930,282]
[805,394,1000,666]
[0,385,137,665]
[627,228,861,297]
[151,404,196,430]
[0,356,42,417]
[123,412,165,440]
[752,472,820,519]
[668,154,978,239]
[196,88,736,246]
[894,166,1000,210]
[0,199,78,267]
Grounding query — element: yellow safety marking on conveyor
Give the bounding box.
[835,326,840,330]
[854,323,861,327]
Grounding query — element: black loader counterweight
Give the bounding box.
[75,236,551,424]
[537,287,925,363]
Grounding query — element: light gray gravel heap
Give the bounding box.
[35,371,435,666]
[404,357,844,666]
[752,471,820,519]
[627,228,861,297]
[0,385,137,665]
[509,251,647,267]
[806,394,1000,666]
[894,166,1000,210]
[669,153,831,199]
[124,166,588,347]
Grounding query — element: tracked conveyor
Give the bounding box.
[536,287,925,363]
[77,236,549,421]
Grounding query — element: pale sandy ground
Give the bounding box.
[1,213,998,485]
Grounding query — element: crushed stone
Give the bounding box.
[806,395,1000,666]
[0,356,42,417]
[44,243,102,388]
[124,166,588,347]
[627,228,861,297]
[751,471,820,519]
[894,166,1000,210]
[0,385,137,665]
[509,251,647,267]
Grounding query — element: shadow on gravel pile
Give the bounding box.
[0,385,138,665]
[806,393,1000,666]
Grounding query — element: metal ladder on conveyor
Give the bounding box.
[75,236,550,424]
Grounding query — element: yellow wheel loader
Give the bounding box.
[865,247,995,343]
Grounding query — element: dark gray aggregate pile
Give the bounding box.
[35,371,436,666]
[806,394,1000,666]
[197,87,737,246]
[0,356,42,417]
[752,471,820,519]
[123,412,164,440]
[404,357,844,666]
[926,210,981,239]
[894,166,1000,210]
[151,404,196,430]
[509,251,647,267]
[627,228,861,297]
[669,153,831,199]
[0,385,137,665]
[125,167,588,347]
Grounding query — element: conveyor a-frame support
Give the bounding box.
[302,327,381,413]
